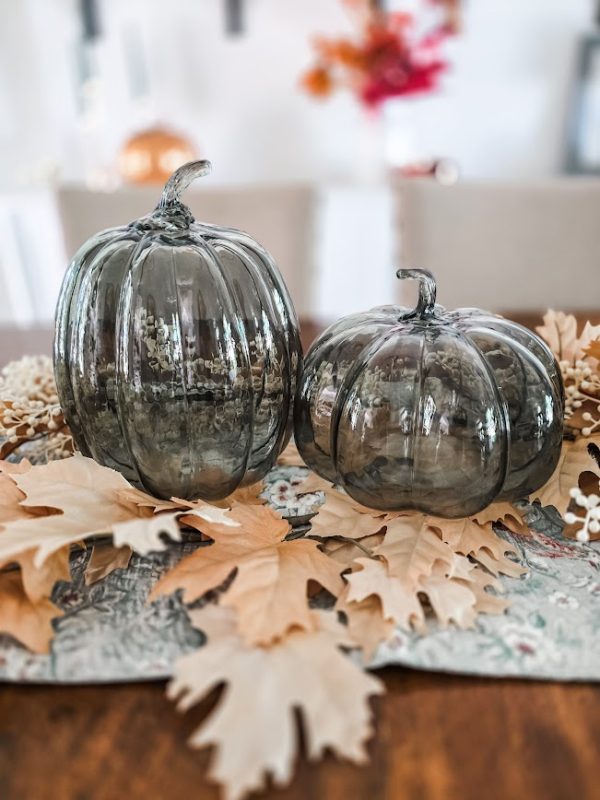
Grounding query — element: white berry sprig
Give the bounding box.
[564,487,600,542]
[558,358,600,435]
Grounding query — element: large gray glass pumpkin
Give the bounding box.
[54,160,302,500]
[294,269,564,518]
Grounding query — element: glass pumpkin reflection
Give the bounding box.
[294,269,564,518]
[54,160,302,501]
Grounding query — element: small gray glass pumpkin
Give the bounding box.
[294,269,564,518]
[54,160,302,500]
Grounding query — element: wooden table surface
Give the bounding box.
[1,314,600,800]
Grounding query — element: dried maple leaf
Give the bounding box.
[345,515,514,632]
[537,311,579,362]
[14,547,71,602]
[309,489,386,539]
[85,544,133,586]
[345,557,425,631]
[536,311,600,365]
[429,516,526,578]
[336,586,395,660]
[168,605,383,800]
[112,511,184,555]
[0,455,233,566]
[0,568,61,653]
[471,502,526,533]
[533,437,599,516]
[419,561,478,628]
[321,532,385,567]
[584,338,600,362]
[374,516,454,588]
[459,568,509,616]
[118,482,266,513]
[151,503,344,645]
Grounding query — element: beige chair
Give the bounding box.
[57,183,318,318]
[393,177,600,313]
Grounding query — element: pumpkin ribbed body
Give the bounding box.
[294,271,563,518]
[54,161,302,501]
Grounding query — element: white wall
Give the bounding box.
[0,0,597,188]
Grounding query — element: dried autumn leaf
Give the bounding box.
[15,547,71,602]
[169,605,383,800]
[321,532,385,567]
[0,568,61,653]
[536,310,579,362]
[419,561,477,628]
[584,338,600,362]
[309,489,386,539]
[151,503,344,645]
[345,557,425,631]
[471,502,526,532]
[85,544,132,586]
[533,437,598,516]
[458,568,509,616]
[0,455,234,566]
[212,483,266,508]
[429,516,526,577]
[537,311,600,364]
[374,516,454,588]
[112,511,183,555]
[118,482,266,513]
[336,587,395,660]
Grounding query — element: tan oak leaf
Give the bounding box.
[537,311,600,364]
[374,516,454,589]
[321,532,385,567]
[151,504,344,645]
[336,586,395,660]
[0,568,61,653]
[15,547,71,603]
[168,605,383,800]
[418,561,478,628]
[118,482,266,512]
[470,502,527,533]
[583,338,600,362]
[536,311,579,363]
[0,455,234,566]
[309,489,386,540]
[345,557,424,631]
[457,568,509,616]
[429,516,526,577]
[84,544,133,586]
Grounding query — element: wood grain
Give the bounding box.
[0,670,599,800]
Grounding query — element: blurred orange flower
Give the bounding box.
[301,66,334,98]
[301,1,451,110]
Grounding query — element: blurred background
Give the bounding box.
[1,0,600,354]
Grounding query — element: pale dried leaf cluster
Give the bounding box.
[0,356,73,460]
[537,311,600,436]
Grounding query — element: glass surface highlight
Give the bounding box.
[54,160,302,500]
[294,269,564,518]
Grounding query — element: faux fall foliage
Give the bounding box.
[1,310,600,799]
[0,441,529,799]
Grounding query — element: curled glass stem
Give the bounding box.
[396,268,437,318]
[158,160,212,212]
